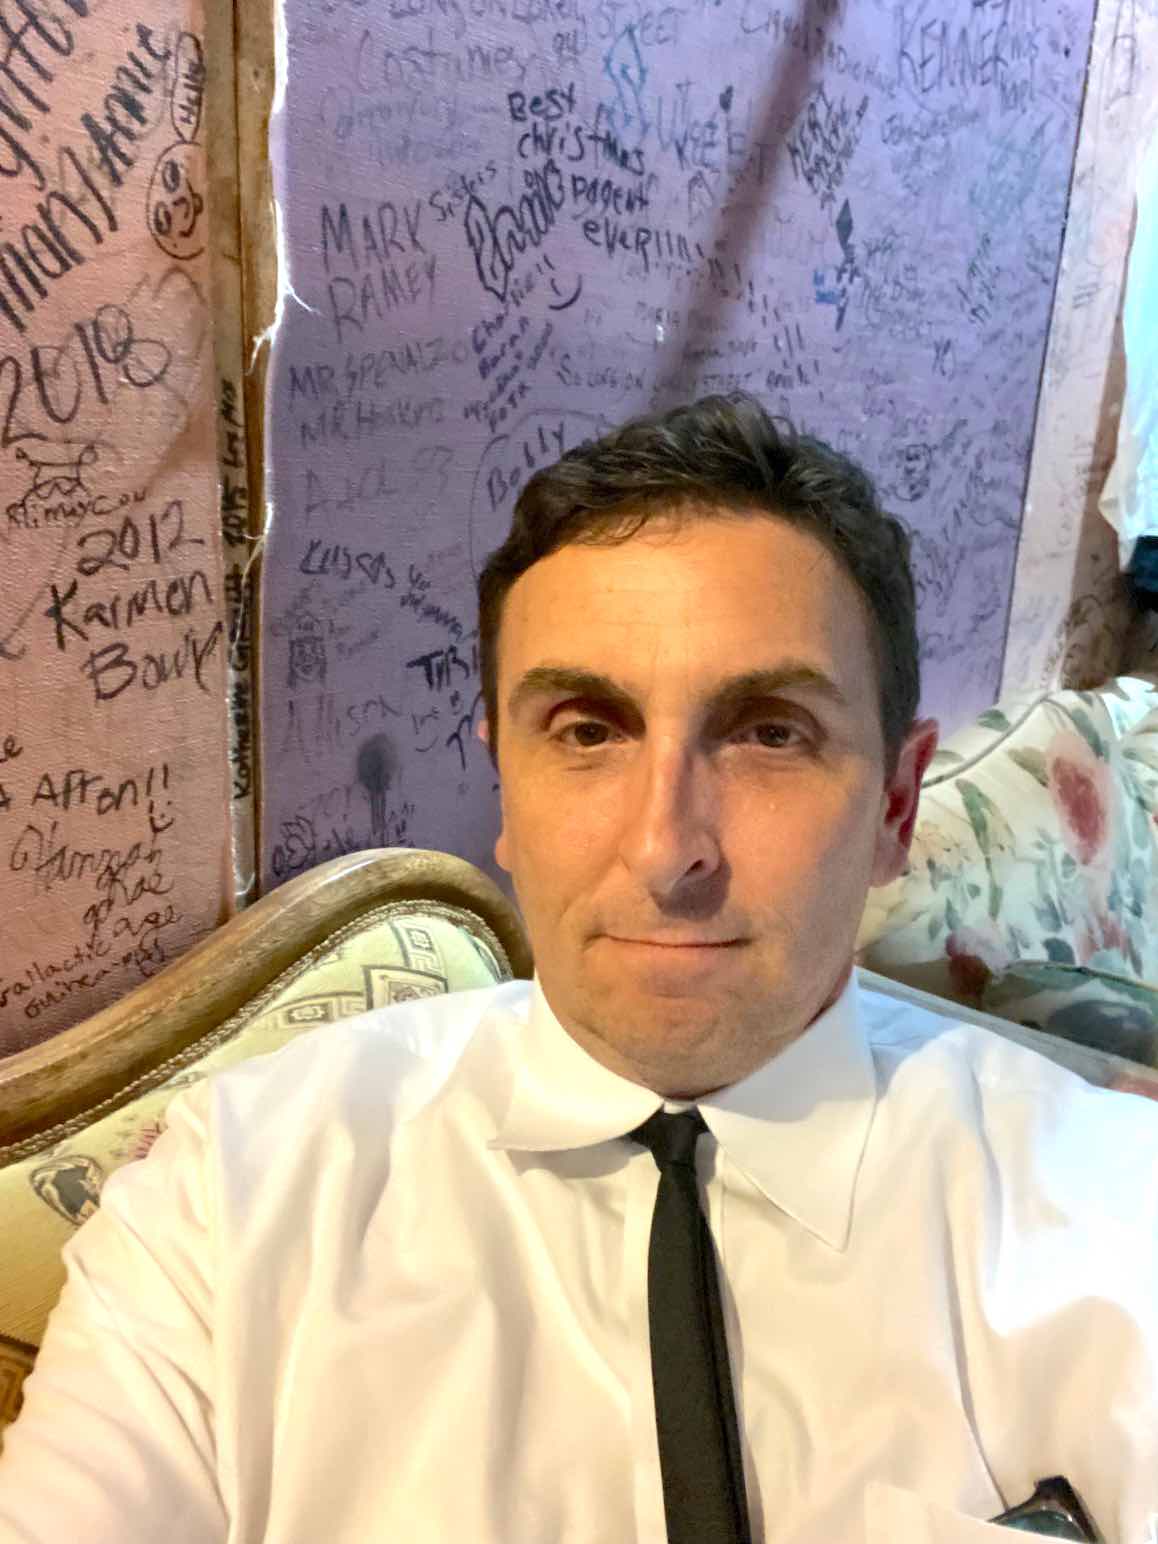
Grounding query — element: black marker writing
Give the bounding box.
[463,158,565,302]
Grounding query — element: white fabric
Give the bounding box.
[1101,115,1158,569]
[2,970,1157,1543]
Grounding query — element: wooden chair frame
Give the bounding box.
[0,849,533,1151]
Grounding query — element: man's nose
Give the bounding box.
[615,741,722,896]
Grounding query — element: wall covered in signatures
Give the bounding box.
[0,0,235,1052]
[259,0,1098,899]
[1,0,1148,1052]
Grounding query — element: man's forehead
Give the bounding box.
[499,523,869,685]
[505,520,843,621]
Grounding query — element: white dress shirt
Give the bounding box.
[2,968,1157,1543]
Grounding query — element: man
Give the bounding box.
[1,393,1155,1542]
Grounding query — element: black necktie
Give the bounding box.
[631,1108,751,1544]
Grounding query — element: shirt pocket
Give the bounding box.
[864,1481,1017,1543]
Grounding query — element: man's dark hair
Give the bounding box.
[476,392,920,777]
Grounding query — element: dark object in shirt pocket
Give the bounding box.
[989,1476,1103,1540]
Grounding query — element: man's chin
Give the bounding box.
[579,975,753,1056]
[586,962,745,1007]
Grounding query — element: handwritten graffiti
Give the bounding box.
[462,159,566,302]
[6,442,97,520]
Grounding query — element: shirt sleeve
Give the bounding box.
[0,1079,226,1543]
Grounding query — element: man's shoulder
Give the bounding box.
[180,976,533,1136]
[856,970,1158,1175]
[855,975,1158,1331]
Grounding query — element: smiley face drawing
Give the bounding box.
[147,141,206,261]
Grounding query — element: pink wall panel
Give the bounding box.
[0,0,231,1052]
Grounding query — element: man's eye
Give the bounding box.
[743,721,801,749]
[555,720,614,749]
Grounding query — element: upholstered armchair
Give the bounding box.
[858,675,1158,1094]
[0,848,533,1443]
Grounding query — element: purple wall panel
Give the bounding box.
[262,0,1093,895]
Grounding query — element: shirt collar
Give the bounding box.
[489,969,877,1252]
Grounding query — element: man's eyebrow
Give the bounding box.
[506,663,851,720]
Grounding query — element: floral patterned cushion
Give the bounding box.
[0,901,513,1438]
[858,679,1158,1009]
[981,961,1158,1068]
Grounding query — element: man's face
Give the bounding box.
[481,512,936,1096]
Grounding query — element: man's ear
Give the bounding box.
[871,717,939,887]
[476,717,511,872]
